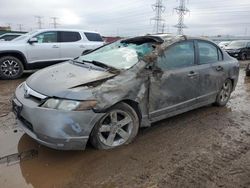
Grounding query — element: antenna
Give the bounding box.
[151,0,166,34]
[174,0,190,35]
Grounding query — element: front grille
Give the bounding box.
[19,116,34,132]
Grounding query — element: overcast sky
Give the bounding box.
[0,0,250,36]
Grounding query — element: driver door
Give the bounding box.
[26,31,60,64]
[149,40,200,121]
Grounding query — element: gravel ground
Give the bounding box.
[0,61,250,188]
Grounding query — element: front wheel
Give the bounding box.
[246,63,250,77]
[90,102,139,150]
[0,56,24,79]
[214,79,233,106]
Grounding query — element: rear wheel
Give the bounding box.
[90,102,139,150]
[0,56,24,79]
[240,53,247,61]
[214,79,233,106]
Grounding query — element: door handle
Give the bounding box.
[216,66,223,71]
[188,71,198,77]
[52,45,59,48]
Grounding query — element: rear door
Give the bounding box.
[58,31,84,61]
[26,31,60,64]
[149,40,200,121]
[195,40,227,103]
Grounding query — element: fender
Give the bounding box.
[0,50,28,68]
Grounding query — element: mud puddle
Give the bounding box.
[0,63,250,188]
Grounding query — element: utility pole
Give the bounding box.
[151,0,166,34]
[17,24,23,31]
[35,16,43,29]
[6,23,12,30]
[50,17,59,28]
[162,23,165,33]
[174,0,190,35]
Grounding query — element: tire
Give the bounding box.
[246,63,250,77]
[214,79,233,106]
[0,56,24,79]
[240,53,247,61]
[90,102,139,150]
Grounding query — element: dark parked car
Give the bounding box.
[225,40,250,60]
[12,35,239,150]
[246,63,250,76]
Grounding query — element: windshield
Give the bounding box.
[12,30,37,41]
[78,41,154,70]
[227,41,247,48]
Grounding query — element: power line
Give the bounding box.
[35,16,43,29]
[151,0,166,34]
[174,0,190,35]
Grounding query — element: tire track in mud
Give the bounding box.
[160,117,250,188]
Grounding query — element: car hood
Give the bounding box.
[26,62,116,99]
[225,47,242,51]
[0,41,24,49]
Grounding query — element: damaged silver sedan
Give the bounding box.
[12,35,239,150]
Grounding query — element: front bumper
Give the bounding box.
[13,83,104,150]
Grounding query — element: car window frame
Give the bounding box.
[32,31,59,43]
[156,39,197,71]
[58,31,82,43]
[195,39,223,65]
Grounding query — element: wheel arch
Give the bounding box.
[96,99,142,125]
[0,50,28,69]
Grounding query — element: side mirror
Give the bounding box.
[28,37,38,44]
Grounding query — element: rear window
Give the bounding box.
[84,32,103,42]
[59,31,81,42]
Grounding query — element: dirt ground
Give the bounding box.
[0,61,250,188]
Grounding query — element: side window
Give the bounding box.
[157,41,195,70]
[247,43,250,48]
[84,32,103,42]
[198,41,219,64]
[59,31,81,42]
[34,32,57,43]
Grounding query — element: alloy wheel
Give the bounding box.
[98,110,133,147]
[0,59,20,78]
[219,81,231,103]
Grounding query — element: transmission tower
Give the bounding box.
[35,16,43,29]
[151,0,166,34]
[50,17,59,28]
[17,24,24,31]
[174,0,190,35]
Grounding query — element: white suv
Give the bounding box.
[0,29,104,79]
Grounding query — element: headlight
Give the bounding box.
[41,99,97,111]
[234,49,241,53]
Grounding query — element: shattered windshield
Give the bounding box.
[79,41,154,70]
[227,41,247,48]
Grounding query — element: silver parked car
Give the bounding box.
[12,35,239,150]
[0,29,104,79]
